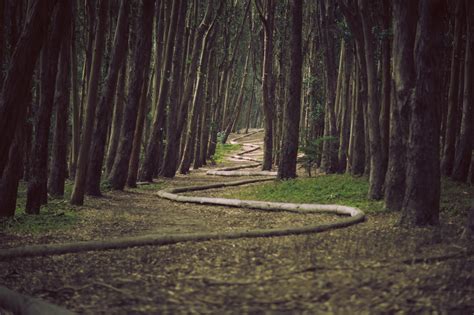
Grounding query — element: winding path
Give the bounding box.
[0,130,364,260]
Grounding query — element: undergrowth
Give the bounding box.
[211,143,241,164]
[224,174,473,214]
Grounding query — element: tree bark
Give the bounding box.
[85,0,130,196]
[278,0,302,180]
[70,0,109,205]
[451,0,474,182]
[48,3,72,197]
[139,0,181,181]
[400,0,445,226]
[441,0,465,176]
[384,0,417,211]
[108,0,154,190]
[26,2,67,214]
[0,0,56,178]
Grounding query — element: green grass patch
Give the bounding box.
[134,181,167,191]
[223,174,474,214]
[211,143,242,164]
[1,181,80,234]
[224,174,384,212]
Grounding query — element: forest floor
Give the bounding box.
[1,130,473,314]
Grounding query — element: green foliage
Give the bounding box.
[211,143,241,164]
[225,174,384,212]
[440,178,474,216]
[300,136,338,176]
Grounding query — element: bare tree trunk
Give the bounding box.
[384,0,417,212]
[48,3,72,197]
[108,0,154,190]
[338,41,353,173]
[277,0,302,179]
[451,0,474,182]
[400,0,445,226]
[70,3,81,180]
[139,0,181,181]
[0,0,56,177]
[70,0,108,205]
[85,0,130,196]
[26,2,67,214]
[442,0,465,177]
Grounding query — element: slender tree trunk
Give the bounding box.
[442,0,465,177]
[26,2,67,214]
[0,0,56,178]
[384,0,417,211]
[108,0,154,190]
[277,0,302,179]
[48,4,72,197]
[85,0,130,196]
[139,0,181,181]
[70,5,81,180]
[70,0,109,205]
[105,63,127,175]
[358,0,384,200]
[452,0,474,182]
[400,0,445,226]
[160,0,188,178]
[338,42,353,173]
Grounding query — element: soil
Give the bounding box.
[0,130,473,314]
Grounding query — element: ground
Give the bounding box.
[0,130,473,314]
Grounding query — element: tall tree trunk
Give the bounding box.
[260,0,276,171]
[277,0,302,179]
[338,42,353,173]
[139,0,181,181]
[105,63,127,175]
[70,3,81,180]
[358,0,384,200]
[26,2,67,214]
[441,0,465,176]
[108,0,154,190]
[160,0,188,178]
[400,0,445,226]
[0,0,56,177]
[384,0,417,212]
[48,3,72,197]
[85,0,130,196]
[70,0,109,205]
[451,0,474,182]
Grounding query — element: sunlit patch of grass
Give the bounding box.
[224,174,384,212]
[212,143,242,164]
[134,181,167,191]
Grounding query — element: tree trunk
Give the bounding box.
[160,0,188,178]
[277,0,302,180]
[85,0,130,196]
[26,2,67,214]
[48,3,72,197]
[384,0,417,211]
[70,4,81,180]
[451,0,474,182]
[139,0,181,181]
[70,0,109,205]
[105,63,127,175]
[108,0,154,190]
[338,42,353,173]
[358,0,385,200]
[442,0,465,176]
[0,0,56,178]
[400,0,445,226]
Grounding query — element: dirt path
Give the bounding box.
[0,130,473,313]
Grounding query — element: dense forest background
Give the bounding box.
[0,0,473,228]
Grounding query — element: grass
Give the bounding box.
[211,143,242,164]
[222,174,473,214]
[134,181,167,191]
[0,181,80,234]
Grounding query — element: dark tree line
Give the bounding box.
[0,0,472,228]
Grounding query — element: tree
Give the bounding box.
[400,0,445,226]
[384,0,417,211]
[0,0,56,178]
[70,0,109,205]
[277,0,302,180]
[26,1,68,214]
[108,0,154,190]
